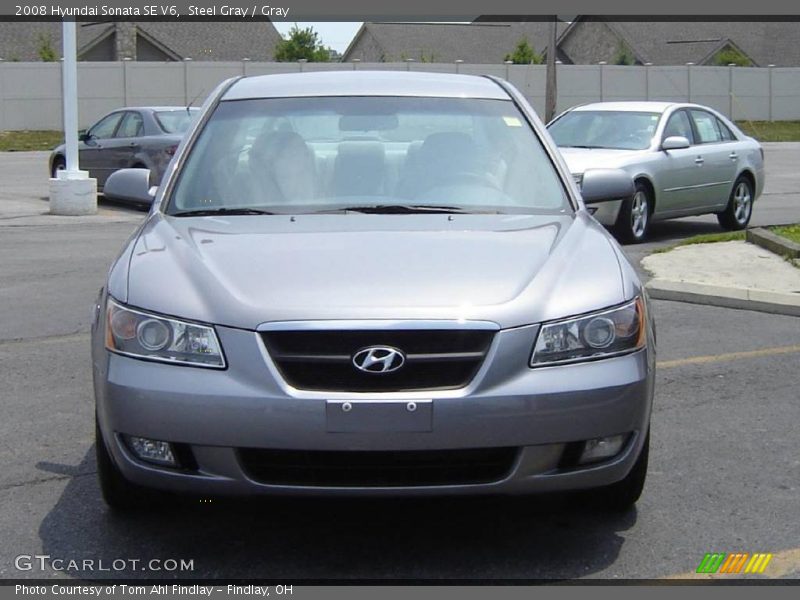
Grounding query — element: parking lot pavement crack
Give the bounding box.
[0,471,95,493]
[0,331,89,347]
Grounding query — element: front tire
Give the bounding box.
[96,417,157,511]
[718,175,753,230]
[613,181,651,244]
[595,430,649,511]
[50,156,65,178]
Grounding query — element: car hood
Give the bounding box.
[558,147,643,174]
[121,213,629,330]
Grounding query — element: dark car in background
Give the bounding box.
[50,107,200,195]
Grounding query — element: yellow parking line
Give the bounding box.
[657,345,800,369]
[665,547,800,579]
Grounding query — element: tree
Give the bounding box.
[710,45,753,67]
[612,40,636,66]
[274,25,331,62]
[37,33,58,62]
[504,38,543,65]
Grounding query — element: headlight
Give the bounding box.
[530,297,645,367]
[105,298,225,368]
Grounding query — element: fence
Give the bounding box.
[1,60,799,130]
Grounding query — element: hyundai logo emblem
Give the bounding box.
[352,346,406,374]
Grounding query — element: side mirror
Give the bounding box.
[78,129,90,142]
[580,168,634,204]
[661,135,690,151]
[103,168,155,206]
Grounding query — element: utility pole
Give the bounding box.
[545,16,558,122]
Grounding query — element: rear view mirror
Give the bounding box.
[662,135,690,151]
[103,168,155,206]
[580,168,634,204]
[78,130,90,142]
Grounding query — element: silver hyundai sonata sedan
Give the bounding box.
[93,71,655,511]
[548,101,765,243]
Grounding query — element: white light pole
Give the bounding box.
[49,19,97,215]
[545,16,558,123]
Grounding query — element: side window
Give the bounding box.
[116,112,144,138]
[89,113,123,139]
[716,118,735,141]
[690,110,723,144]
[662,111,694,144]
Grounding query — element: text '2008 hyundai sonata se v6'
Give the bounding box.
[93,71,655,511]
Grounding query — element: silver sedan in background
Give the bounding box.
[49,106,200,198]
[548,101,765,242]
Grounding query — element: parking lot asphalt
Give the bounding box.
[0,150,798,581]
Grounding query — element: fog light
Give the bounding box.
[125,435,176,466]
[578,434,627,465]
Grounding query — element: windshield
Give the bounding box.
[548,110,661,151]
[155,109,200,134]
[166,96,569,215]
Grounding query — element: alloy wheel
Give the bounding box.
[631,190,649,238]
[733,181,752,225]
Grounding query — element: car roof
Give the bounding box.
[222,71,510,101]
[115,106,199,112]
[571,101,676,113]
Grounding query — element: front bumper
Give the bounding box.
[93,324,655,497]
[587,199,623,226]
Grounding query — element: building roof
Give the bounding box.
[224,71,511,101]
[342,21,569,64]
[0,21,282,61]
[131,21,282,61]
[559,19,800,66]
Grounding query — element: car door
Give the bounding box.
[81,112,124,186]
[109,111,145,172]
[655,109,707,215]
[688,109,738,210]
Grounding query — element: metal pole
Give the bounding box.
[122,57,130,107]
[768,65,774,122]
[599,61,606,102]
[545,16,557,122]
[728,64,734,119]
[183,57,192,104]
[62,19,79,173]
[51,18,96,216]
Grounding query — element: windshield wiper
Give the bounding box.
[171,208,276,217]
[322,204,496,214]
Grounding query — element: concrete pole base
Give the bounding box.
[49,171,98,216]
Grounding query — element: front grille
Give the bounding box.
[261,329,494,392]
[238,447,518,487]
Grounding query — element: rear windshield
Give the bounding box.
[166,96,569,215]
[549,110,661,150]
[154,109,199,134]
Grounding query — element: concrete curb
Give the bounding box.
[646,279,800,317]
[746,227,800,260]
